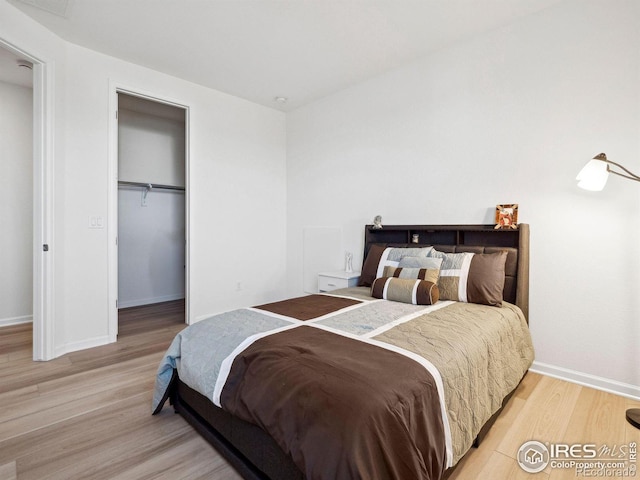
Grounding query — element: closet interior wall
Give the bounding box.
[117,93,186,310]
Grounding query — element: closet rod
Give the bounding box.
[118,180,185,191]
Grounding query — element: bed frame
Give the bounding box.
[168,224,531,479]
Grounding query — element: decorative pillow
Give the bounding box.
[358,244,387,287]
[371,277,439,305]
[382,256,442,284]
[398,256,443,269]
[386,246,434,262]
[358,245,433,287]
[427,249,508,306]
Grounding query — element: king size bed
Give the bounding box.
[152,224,534,480]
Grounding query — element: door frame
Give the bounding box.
[107,82,191,340]
[0,38,55,360]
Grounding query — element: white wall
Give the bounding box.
[0,1,287,356]
[118,106,186,187]
[118,188,185,308]
[287,0,640,395]
[0,80,33,326]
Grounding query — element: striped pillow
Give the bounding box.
[370,277,439,305]
[387,256,443,284]
[427,249,507,306]
[382,264,440,285]
[358,245,433,287]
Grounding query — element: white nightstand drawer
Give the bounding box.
[318,276,349,292]
[318,271,360,292]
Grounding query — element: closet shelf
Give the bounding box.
[118,180,185,191]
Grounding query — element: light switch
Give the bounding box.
[89,216,104,229]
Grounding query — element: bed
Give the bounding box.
[152,224,534,480]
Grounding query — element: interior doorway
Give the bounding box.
[111,91,189,337]
[0,39,53,361]
[0,46,33,330]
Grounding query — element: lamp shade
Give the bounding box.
[576,159,609,191]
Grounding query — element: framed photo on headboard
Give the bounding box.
[495,204,518,229]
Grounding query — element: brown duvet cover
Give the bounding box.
[222,325,446,479]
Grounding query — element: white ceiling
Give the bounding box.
[7,0,563,110]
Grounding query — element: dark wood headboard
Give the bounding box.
[363,224,530,320]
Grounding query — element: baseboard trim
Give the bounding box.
[54,335,111,358]
[531,361,640,401]
[0,315,33,327]
[118,294,185,309]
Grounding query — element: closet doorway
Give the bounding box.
[114,92,188,335]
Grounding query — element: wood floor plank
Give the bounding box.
[447,396,527,480]
[1,300,638,480]
[2,392,179,468]
[0,379,153,443]
[0,461,17,480]
[562,387,626,445]
[0,356,161,428]
[496,375,582,460]
[108,436,242,480]
[513,370,542,401]
[15,405,197,479]
[0,385,39,409]
[477,451,549,480]
[0,324,32,356]
[547,388,628,480]
[34,353,161,397]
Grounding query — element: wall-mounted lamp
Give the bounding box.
[576,153,640,430]
[576,153,640,191]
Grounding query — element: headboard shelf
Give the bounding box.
[365,224,521,253]
[363,224,530,320]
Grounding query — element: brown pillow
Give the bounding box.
[370,277,440,305]
[358,244,387,287]
[467,251,508,307]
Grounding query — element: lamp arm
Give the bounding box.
[604,162,640,182]
[591,152,640,181]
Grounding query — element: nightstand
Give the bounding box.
[318,271,360,293]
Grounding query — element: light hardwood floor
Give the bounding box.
[1,302,638,479]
